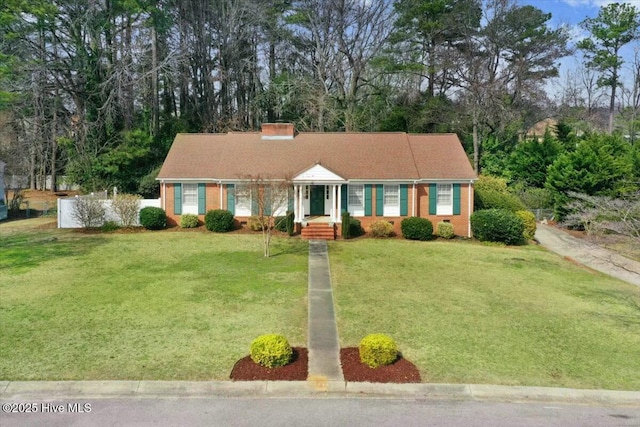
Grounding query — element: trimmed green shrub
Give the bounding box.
[401,217,433,241]
[341,211,351,239]
[285,211,295,236]
[369,220,394,238]
[274,216,287,232]
[273,212,295,234]
[101,220,120,232]
[475,175,527,212]
[180,214,199,228]
[470,209,525,245]
[437,221,455,239]
[516,210,537,240]
[349,217,364,237]
[205,209,235,232]
[139,206,167,230]
[250,334,293,368]
[359,334,398,368]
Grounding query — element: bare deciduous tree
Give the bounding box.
[237,176,292,257]
[563,191,640,239]
[111,193,141,228]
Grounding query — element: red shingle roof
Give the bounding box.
[157,132,476,181]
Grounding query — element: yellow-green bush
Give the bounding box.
[180,214,199,228]
[250,334,293,368]
[359,334,398,368]
[436,221,455,239]
[247,216,264,231]
[369,220,394,238]
[516,210,537,240]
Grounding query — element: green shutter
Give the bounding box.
[429,183,437,215]
[341,185,348,213]
[375,184,383,216]
[198,183,206,215]
[400,184,408,216]
[174,183,182,215]
[226,184,235,214]
[453,183,461,215]
[364,184,372,216]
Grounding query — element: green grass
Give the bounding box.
[3,219,639,390]
[329,239,640,391]
[0,226,308,380]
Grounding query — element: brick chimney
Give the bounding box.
[260,123,295,140]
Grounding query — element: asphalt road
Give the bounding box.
[2,397,640,427]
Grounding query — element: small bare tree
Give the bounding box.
[563,191,640,238]
[111,193,141,228]
[71,195,106,228]
[238,175,292,257]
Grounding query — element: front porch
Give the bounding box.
[293,184,344,225]
[292,163,347,226]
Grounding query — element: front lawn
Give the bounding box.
[0,223,308,380]
[330,239,640,390]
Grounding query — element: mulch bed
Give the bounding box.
[230,347,308,381]
[339,348,421,383]
[230,347,421,383]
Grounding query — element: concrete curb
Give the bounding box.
[1,381,638,406]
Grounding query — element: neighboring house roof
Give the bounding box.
[157,130,476,182]
[526,118,558,139]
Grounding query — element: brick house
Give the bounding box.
[157,123,477,238]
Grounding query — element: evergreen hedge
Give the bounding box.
[470,209,524,245]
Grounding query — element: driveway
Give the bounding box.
[534,224,640,286]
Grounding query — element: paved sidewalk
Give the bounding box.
[307,240,344,388]
[535,224,640,286]
[2,380,639,406]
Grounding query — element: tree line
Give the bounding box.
[0,0,638,200]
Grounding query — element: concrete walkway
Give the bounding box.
[535,224,640,286]
[307,240,344,389]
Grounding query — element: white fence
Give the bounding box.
[57,196,161,228]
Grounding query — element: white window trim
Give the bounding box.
[182,183,198,214]
[436,183,453,215]
[383,184,400,216]
[271,187,289,217]
[348,184,364,217]
[235,185,252,216]
[182,183,198,205]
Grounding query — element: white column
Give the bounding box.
[297,185,304,221]
[331,184,338,222]
[337,184,342,222]
[294,185,300,222]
